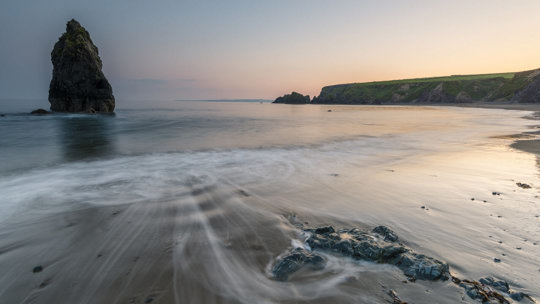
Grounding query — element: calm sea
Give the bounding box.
[0,99,539,303]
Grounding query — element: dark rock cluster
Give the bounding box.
[273,92,310,104]
[272,225,449,282]
[271,225,534,303]
[48,19,115,113]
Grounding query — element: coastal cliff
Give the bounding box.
[305,68,540,105]
[49,19,115,113]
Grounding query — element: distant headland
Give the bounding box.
[274,68,540,105]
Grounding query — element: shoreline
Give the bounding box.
[1,104,538,303]
[306,101,540,156]
[437,102,540,156]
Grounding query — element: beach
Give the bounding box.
[0,101,539,303]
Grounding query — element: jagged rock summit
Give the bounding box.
[48,19,115,113]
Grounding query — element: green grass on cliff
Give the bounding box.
[354,72,515,86]
[314,70,536,104]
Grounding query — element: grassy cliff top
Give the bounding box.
[314,69,540,104]
[325,72,517,89]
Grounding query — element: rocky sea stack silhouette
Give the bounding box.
[272,91,310,104]
[48,19,115,113]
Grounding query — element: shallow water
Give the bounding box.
[0,100,539,303]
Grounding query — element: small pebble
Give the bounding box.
[511,292,526,301]
[33,266,43,273]
[494,258,501,263]
[516,182,531,189]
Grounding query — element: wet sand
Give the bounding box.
[1,104,539,304]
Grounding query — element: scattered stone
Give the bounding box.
[237,190,250,197]
[404,274,416,282]
[30,109,51,115]
[49,19,115,113]
[271,247,326,281]
[455,276,535,303]
[510,292,527,301]
[327,109,332,112]
[492,192,502,196]
[33,265,43,273]
[145,296,155,303]
[471,198,475,201]
[39,278,51,288]
[385,287,407,304]
[493,258,501,263]
[516,182,531,189]
[479,277,509,293]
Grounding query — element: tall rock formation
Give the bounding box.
[49,19,115,113]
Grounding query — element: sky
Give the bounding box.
[2,0,540,102]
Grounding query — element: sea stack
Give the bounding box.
[48,19,115,113]
[273,92,310,104]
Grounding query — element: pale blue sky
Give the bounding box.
[2,1,540,102]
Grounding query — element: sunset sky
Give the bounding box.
[2,0,540,101]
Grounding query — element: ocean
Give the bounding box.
[0,100,539,303]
